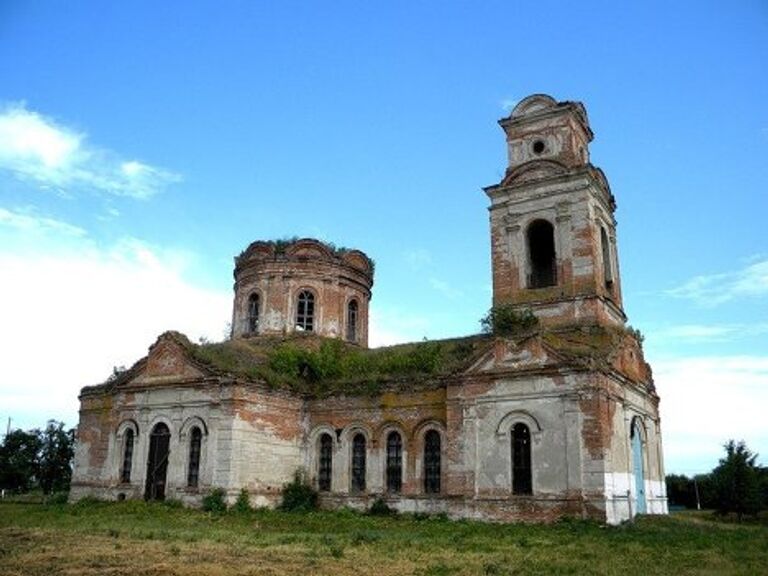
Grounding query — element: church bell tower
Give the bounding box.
[484,94,626,327]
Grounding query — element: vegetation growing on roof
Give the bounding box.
[236,237,376,274]
[479,304,539,336]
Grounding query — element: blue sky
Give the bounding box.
[1,1,766,475]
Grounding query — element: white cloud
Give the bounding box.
[404,248,433,271]
[0,206,87,238]
[368,306,430,347]
[654,355,768,472]
[0,220,231,431]
[651,323,768,344]
[668,258,768,305]
[0,102,180,199]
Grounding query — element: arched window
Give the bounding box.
[351,433,366,493]
[601,227,613,289]
[631,418,647,513]
[424,430,441,494]
[120,429,134,483]
[247,293,260,334]
[527,220,557,288]
[145,423,170,501]
[346,299,359,342]
[296,290,315,332]
[511,423,532,495]
[187,426,202,488]
[386,431,403,493]
[318,433,333,492]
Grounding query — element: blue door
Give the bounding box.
[631,420,646,514]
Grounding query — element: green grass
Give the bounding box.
[1,502,766,575]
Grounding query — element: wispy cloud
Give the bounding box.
[668,258,768,305]
[429,277,463,299]
[0,102,180,199]
[404,248,433,271]
[652,322,768,343]
[0,206,87,237]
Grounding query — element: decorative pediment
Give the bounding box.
[128,333,208,386]
[464,336,561,374]
[501,160,569,186]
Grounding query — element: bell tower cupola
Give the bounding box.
[484,94,626,327]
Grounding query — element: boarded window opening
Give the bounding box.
[346,299,359,342]
[318,433,333,492]
[296,290,315,332]
[120,429,134,484]
[247,293,260,333]
[187,426,202,488]
[424,430,441,494]
[351,433,366,493]
[386,431,403,493]
[512,423,532,495]
[527,220,557,288]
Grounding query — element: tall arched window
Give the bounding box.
[346,299,359,342]
[145,423,170,501]
[120,429,134,483]
[527,219,557,288]
[386,431,403,493]
[351,433,366,493]
[318,433,333,492]
[631,418,647,514]
[296,290,315,332]
[247,293,260,333]
[601,227,613,289]
[187,426,202,488]
[512,423,532,495]
[424,430,441,494]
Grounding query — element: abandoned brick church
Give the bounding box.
[70,94,668,523]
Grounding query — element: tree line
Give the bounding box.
[0,420,74,495]
[666,440,768,521]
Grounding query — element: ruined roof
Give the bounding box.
[83,323,652,399]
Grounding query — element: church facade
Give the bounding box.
[70,94,668,524]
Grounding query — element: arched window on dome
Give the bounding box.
[296,290,315,332]
[527,219,557,288]
[346,299,359,342]
[247,293,260,334]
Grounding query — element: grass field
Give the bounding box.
[1,500,767,575]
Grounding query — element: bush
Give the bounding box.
[279,470,318,512]
[480,305,538,336]
[368,497,396,516]
[202,488,227,513]
[233,488,251,513]
[45,491,69,505]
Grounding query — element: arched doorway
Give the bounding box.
[631,418,646,514]
[145,423,170,501]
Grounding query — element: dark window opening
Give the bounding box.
[120,429,134,483]
[512,423,532,495]
[527,220,557,288]
[351,433,366,493]
[424,430,441,494]
[187,426,202,488]
[247,293,260,333]
[601,228,614,289]
[386,431,403,493]
[318,433,333,492]
[296,290,315,332]
[145,423,170,501]
[532,140,546,155]
[346,299,358,342]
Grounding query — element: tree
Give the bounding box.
[0,428,42,492]
[711,440,763,521]
[38,421,75,494]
